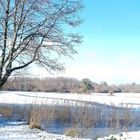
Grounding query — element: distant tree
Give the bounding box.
[0,0,83,89]
[109,84,121,93]
[81,78,94,93]
[99,81,109,93]
[3,77,81,92]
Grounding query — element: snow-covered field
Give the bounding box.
[0,91,140,108]
[0,91,140,140]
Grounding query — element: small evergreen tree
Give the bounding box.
[81,78,94,93]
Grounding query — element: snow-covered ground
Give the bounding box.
[0,121,91,140]
[0,91,140,108]
[0,91,140,140]
[0,121,140,140]
[98,131,140,140]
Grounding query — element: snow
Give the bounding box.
[0,122,140,140]
[98,131,140,140]
[0,91,140,108]
[0,91,140,140]
[0,121,90,140]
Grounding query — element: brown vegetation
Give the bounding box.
[0,100,139,138]
[2,76,140,93]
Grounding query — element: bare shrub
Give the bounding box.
[108,92,114,96]
[106,136,117,140]
[0,106,12,117]
[28,107,42,129]
[65,128,79,138]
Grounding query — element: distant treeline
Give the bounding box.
[2,77,140,93]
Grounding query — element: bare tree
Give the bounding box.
[0,0,83,88]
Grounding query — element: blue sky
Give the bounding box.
[34,0,140,84]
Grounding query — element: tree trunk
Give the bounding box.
[0,70,11,91]
[0,81,5,90]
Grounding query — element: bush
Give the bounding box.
[65,128,79,137]
[107,136,117,140]
[0,106,12,117]
[28,107,42,129]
